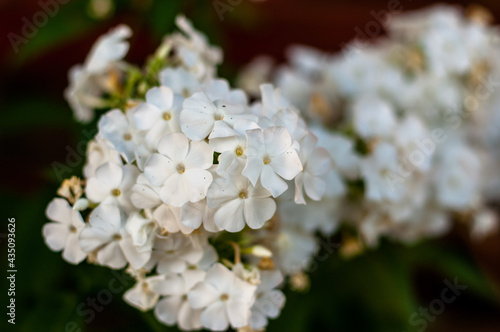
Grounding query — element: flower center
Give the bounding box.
[182,88,190,98]
[162,112,172,121]
[177,164,185,174]
[166,250,176,255]
[239,191,247,199]
[220,294,229,301]
[379,168,390,178]
[263,156,271,165]
[123,133,132,141]
[69,225,77,233]
[214,113,224,121]
[113,234,122,241]
[235,146,244,156]
[111,188,121,196]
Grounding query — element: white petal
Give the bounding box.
[242,157,265,186]
[144,153,175,187]
[133,103,160,130]
[205,263,235,292]
[188,282,219,309]
[214,199,245,232]
[160,174,190,207]
[261,166,288,197]
[97,241,127,268]
[209,120,236,140]
[184,169,213,203]
[45,198,73,224]
[181,92,216,141]
[264,126,292,156]
[85,177,111,203]
[243,197,276,229]
[146,86,174,111]
[43,223,70,251]
[79,227,111,252]
[180,201,204,229]
[304,173,326,201]
[120,164,140,191]
[96,162,123,189]
[120,237,151,269]
[226,299,251,328]
[178,301,203,331]
[207,177,239,208]
[271,148,302,180]
[201,301,228,331]
[62,233,87,264]
[184,140,213,170]
[157,133,189,163]
[155,296,183,325]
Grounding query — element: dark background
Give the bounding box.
[1,0,500,331]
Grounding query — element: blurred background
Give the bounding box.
[1,0,500,331]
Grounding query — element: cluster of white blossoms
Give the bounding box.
[238,4,500,247]
[43,15,335,331]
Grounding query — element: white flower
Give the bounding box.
[43,198,87,264]
[133,86,182,147]
[210,119,259,177]
[84,24,132,73]
[155,271,206,330]
[79,204,150,269]
[65,25,132,122]
[207,175,276,232]
[180,89,250,141]
[159,67,200,97]
[471,209,498,240]
[352,96,396,140]
[243,126,302,197]
[146,234,204,274]
[85,162,139,212]
[421,25,470,77]
[126,213,158,253]
[124,275,164,311]
[360,142,405,202]
[294,132,331,204]
[170,15,222,79]
[394,115,433,173]
[188,263,257,331]
[144,132,213,207]
[249,270,285,330]
[98,109,146,163]
[131,175,196,234]
[180,199,221,232]
[312,127,359,197]
[435,143,481,209]
[83,138,122,178]
[257,83,291,119]
[131,174,162,209]
[273,224,318,275]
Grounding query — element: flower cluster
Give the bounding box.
[44,16,334,331]
[238,4,499,246]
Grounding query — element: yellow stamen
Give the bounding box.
[162,112,172,121]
